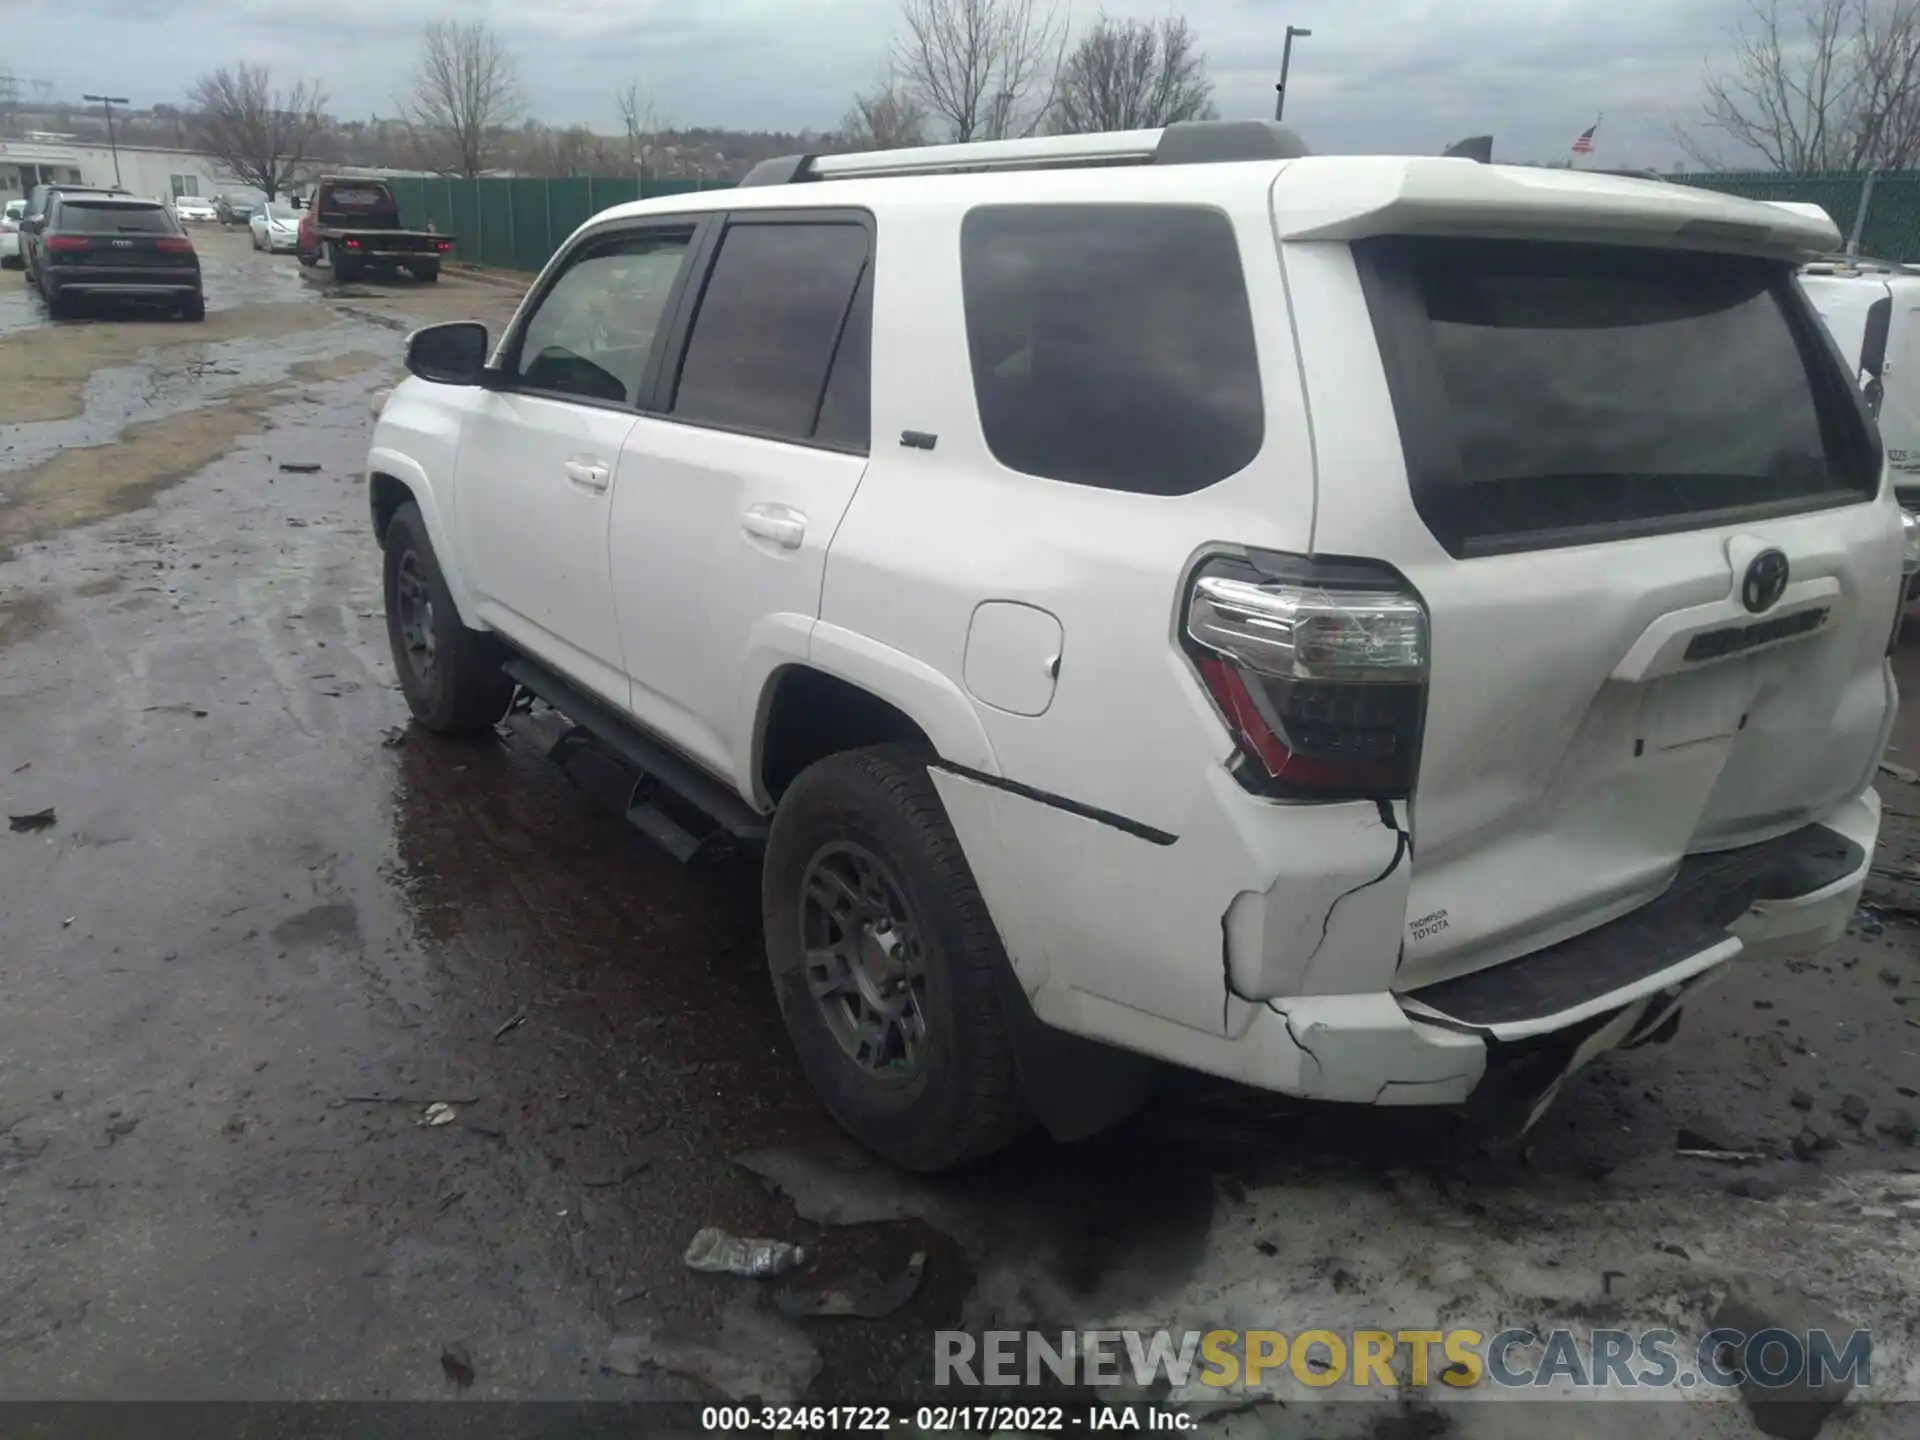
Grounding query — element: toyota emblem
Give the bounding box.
[1741,548,1790,614]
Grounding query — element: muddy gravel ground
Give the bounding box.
[2,228,1920,1434]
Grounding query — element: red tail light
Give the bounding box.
[45,235,90,253]
[344,237,361,248]
[1183,554,1429,801]
[436,239,452,252]
[155,236,194,254]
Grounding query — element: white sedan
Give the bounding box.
[173,195,217,224]
[0,199,23,268]
[249,201,300,254]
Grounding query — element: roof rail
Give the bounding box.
[738,119,1309,188]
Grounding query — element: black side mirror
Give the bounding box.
[406,321,491,386]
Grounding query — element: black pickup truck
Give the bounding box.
[296,177,453,283]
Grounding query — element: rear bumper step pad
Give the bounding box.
[1403,822,1864,1030]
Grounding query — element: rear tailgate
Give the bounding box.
[1274,160,1901,991]
[50,203,194,267]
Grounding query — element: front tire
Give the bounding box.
[381,502,514,733]
[763,747,1031,1171]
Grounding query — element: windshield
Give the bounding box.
[60,203,177,234]
[1359,236,1880,555]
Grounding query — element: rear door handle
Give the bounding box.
[563,457,610,492]
[742,503,805,550]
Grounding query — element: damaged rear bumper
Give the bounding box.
[936,758,1877,1111]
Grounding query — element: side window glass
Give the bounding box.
[812,263,872,452]
[514,230,692,406]
[672,221,870,443]
[960,204,1264,495]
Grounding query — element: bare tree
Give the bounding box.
[188,65,327,200]
[841,81,931,149]
[404,20,521,177]
[1050,14,1216,133]
[617,83,670,178]
[895,0,1065,142]
[1679,0,1920,170]
[30,79,55,108]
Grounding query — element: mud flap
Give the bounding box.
[994,963,1159,1142]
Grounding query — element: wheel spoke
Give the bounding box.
[804,947,856,999]
[806,865,865,917]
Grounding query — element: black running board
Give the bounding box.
[502,658,769,861]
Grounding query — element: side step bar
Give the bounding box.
[502,658,770,862]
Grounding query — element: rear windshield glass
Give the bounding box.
[60,204,175,234]
[1359,237,1878,556]
[960,204,1263,496]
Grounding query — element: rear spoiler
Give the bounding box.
[1274,157,1843,259]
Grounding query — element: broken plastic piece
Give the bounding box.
[279,462,323,474]
[683,1226,805,1278]
[773,1251,926,1318]
[9,808,55,832]
[420,1102,458,1127]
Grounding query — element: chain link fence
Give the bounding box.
[382,174,738,274]
[1673,170,1920,261]
[387,169,1920,274]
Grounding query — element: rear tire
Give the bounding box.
[381,501,513,734]
[329,243,360,283]
[179,293,205,322]
[762,746,1032,1171]
[43,284,68,320]
[410,262,440,283]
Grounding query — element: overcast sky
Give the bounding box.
[10,0,1748,167]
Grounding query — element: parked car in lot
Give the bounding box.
[0,199,23,268]
[298,176,452,282]
[215,194,258,227]
[366,123,1905,1170]
[172,194,218,224]
[249,200,300,254]
[19,182,129,283]
[35,193,203,320]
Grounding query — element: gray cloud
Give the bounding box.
[15,0,1748,167]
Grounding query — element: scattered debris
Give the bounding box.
[439,1342,474,1389]
[1678,1147,1768,1164]
[1877,1108,1919,1146]
[773,1251,927,1320]
[10,762,28,774]
[1879,759,1920,784]
[434,1189,465,1212]
[581,1163,651,1189]
[1253,1238,1279,1257]
[683,1226,806,1278]
[492,1010,528,1042]
[1839,1094,1872,1127]
[1727,1174,1785,1201]
[1792,1127,1840,1162]
[337,1094,478,1107]
[9,808,55,833]
[1881,967,1903,986]
[419,1102,458,1127]
[380,728,408,749]
[1711,1281,1856,1439]
[278,462,323,474]
[1676,1114,1743,1154]
[1790,1089,1815,1111]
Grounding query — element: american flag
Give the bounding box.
[1570,121,1599,155]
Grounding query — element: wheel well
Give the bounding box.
[760,667,933,803]
[370,472,412,549]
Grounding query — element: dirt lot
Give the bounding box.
[1,225,1919,1432]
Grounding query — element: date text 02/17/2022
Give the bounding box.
[699,1405,1196,1431]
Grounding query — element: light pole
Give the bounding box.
[83,93,129,188]
[1274,27,1311,123]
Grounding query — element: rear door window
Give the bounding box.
[1358,237,1880,556]
[669,218,872,446]
[960,204,1264,495]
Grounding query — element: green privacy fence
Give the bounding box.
[1673,170,1920,262]
[382,175,737,274]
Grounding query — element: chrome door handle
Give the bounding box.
[563,457,610,492]
[742,503,805,550]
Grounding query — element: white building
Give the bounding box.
[0,136,282,205]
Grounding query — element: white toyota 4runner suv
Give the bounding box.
[366,122,1903,1171]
